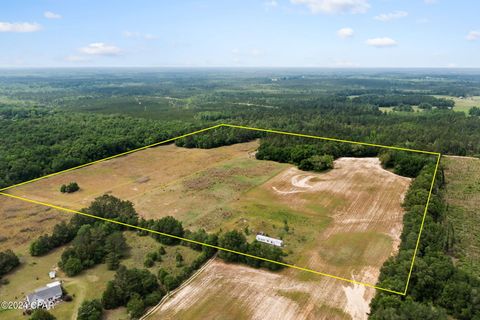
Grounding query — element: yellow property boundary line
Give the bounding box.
[0,123,441,296]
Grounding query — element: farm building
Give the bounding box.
[256,234,283,247]
[25,281,63,310]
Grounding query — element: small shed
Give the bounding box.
[48,271,56,279]
[256,234,283,247]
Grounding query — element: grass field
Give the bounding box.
[434,95,480,114]
[443,156,480,276]
[2,141,412,319]
[0,198,69,252]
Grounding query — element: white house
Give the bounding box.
[256,234,283,247]
[26,281,63,310]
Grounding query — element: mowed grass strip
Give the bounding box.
[222,185,334,262]
[443,156,480,276]
[318,232,392,268]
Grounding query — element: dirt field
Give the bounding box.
[142,157,411,320]
[2,142,411,319]
[146,258,365,320]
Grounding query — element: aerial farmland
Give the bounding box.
[1,134,413,319]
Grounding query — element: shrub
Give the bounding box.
[29,309,56,320]
[63,257,83,276]
[127,293,145,319]
[144,257,154,268]
[30,235,52,256]
[0,249,20,276]
[158,246,166,255]
[77,299,103,320]
[60,182,80,193]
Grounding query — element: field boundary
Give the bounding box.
[0,123,441,296]
[140,255,218,320]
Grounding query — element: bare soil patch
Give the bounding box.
[2,144,411,320]
[146,157,411,320]
[149,259,355,320]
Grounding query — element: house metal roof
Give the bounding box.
[26,282,62,303]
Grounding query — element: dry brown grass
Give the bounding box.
[1,143,411,320]
[0,197,68,252]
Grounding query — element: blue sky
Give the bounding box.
[1,0,479,68]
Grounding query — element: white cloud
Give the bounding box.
[123,31,157,40]
[0,22,42,33]
[424,0,437,4]
[337,27,354,38]
[374,11,408,22]
[79,43,121,56]
[290,0,370,14]
[466,31,480,41]
[44,11,62,19]
[366,37,397,47]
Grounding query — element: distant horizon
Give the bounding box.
[1,66,480,70]
[2,1,479,68]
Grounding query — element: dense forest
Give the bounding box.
[2,84,480,190]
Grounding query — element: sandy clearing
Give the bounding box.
[148,259,353,320]
[267,157,411,258]
[148,157,411,320]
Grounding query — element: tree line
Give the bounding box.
[27,194,287,319]
[0,108,200,189]
[369,164,480,319]
[351,94,454,109]
[2,93,480,192]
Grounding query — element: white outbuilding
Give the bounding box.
[255,234,283,247]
